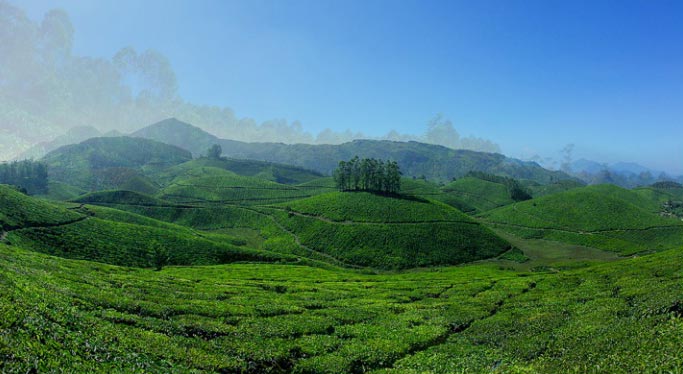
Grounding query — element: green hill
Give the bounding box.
[0,185,297,268]
[271,192,511,269]
[525,179,585,197]
[0,184,83,231]
[42,136,192,192]
[151,157,323,186]
[158,169,311,205]
[481,184,683,254]
[438,177,515,213]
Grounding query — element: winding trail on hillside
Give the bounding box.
[266,206,482,226]
[0,214,91,242]
[482,219,682,235]
[235,206,364,269]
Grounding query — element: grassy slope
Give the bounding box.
[158,169,311,205]
[43,136,192,191]
[0,243,680,373]
[439,177,515,213]
[151,157,323,186]
[481,184,683,254]
[0,185,83,230]
[0,185,298,268]
[272,192,511,269]
[73,190,170,206]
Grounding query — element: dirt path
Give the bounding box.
[235,206,363,269]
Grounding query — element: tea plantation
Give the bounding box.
[0,242,681,373]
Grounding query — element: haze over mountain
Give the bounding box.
[567,158,681,188]
[0,1,501,162]
[132,118,573,183]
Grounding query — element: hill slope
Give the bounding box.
[42,137,192,192]
[269,192,511,268]
[132,118,575,184]
[481,184,683,254]
[0,185,296,267]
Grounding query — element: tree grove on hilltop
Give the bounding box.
[333,156,401,194]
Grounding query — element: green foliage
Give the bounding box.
[465,171,532,201]
[73,190,168,207]
[333,156,401,194]
[206,144,223,159]
[498,247,530,263]
[439,176,515,213]
[0,243,681,373]
[150,156,323,186]
[283,192,471,223]
[150,241,170,271]
[0,159,48,195]
[274,192,510,269]
[481,184,683,253]
[43,136,192,191]
[158,171,312,205]
[0,184,83,231]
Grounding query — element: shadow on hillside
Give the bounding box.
[344,190,430,203]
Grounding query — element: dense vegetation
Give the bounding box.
[43,136,192,191]
[333,157,401,194]
[0,160,48,194]
[464,171,532,202]
[481,184,683,254]
[0,242,680,373]
[271,192,510,269]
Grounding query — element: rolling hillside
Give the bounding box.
[0,185,297,268]
[480,184,683,254]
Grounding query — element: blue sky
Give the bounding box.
[20,0,683,174]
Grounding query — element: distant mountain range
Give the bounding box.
[18,126,124,160]
[131,118,575,184]
[569,158,680,187]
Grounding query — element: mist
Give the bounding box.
[0,1,500,161]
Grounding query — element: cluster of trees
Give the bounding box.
[206,144,223,159]
[334,156,401,194]
[0,160,48,195]
[465,171,532,201]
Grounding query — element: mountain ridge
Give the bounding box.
[131,118,576,184]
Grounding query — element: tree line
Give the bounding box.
[333,156,401,194]
[0,160,48,195]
